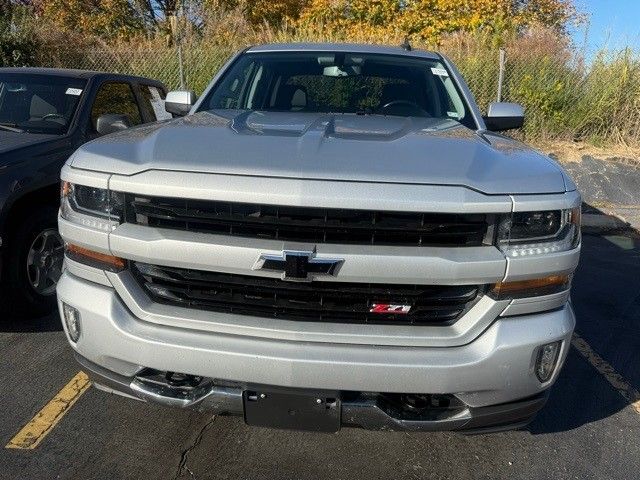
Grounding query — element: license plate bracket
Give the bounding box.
[243,390,341,432]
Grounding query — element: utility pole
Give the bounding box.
[497,48,506,102]
[170,3,186,90]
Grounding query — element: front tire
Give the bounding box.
[5,207,63,317]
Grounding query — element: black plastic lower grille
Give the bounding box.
[131,262,483,326]
[125,195,489,247]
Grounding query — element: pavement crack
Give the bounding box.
[175,415,217,479]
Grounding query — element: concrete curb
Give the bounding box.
[581,213,633,234]
[552,155,639,234]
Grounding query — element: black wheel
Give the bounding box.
[5,206,64,317]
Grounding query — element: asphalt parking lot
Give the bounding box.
[1,229,639,480]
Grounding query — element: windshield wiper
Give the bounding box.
[0,122,24,133]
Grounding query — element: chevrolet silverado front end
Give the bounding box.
[57,43,580,433]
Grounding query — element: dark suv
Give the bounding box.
[0,68,168,317]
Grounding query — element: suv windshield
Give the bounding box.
[202,51,474,127]
[0,73,86,134]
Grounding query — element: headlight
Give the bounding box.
[60,182,124,231]
[497,207,581,257]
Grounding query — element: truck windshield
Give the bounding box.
[201,51,474,127]
[0,74,87,134]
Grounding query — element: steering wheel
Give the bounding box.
[41,113,65,121]
[378,100,430,117]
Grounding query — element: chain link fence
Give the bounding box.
[35,43,640,147]
[39,45,234,95]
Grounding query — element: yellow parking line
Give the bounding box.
[572,333,640,415]
[5,372,91,450]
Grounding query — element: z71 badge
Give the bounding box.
[369,304,412,314]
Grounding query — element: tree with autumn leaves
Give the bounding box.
[12,0,577,44]
[297,0,578,45]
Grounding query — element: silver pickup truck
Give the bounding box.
[57,43,580,433]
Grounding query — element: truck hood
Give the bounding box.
[70,111,567,195]
[0,130,59,155]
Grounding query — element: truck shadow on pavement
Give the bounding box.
[0,310,61,333]
[529,202,640,434]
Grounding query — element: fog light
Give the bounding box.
[535,341,561,382]
[62,303,81,342]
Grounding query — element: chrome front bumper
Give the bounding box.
[75,352,550,433]
[57,270,575,409]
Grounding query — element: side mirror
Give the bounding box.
[483,102,525,131]
[165,90,197,116]
[95,114,132,135]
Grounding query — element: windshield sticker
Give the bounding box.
[431,67,449,77]
[65,88,83,96]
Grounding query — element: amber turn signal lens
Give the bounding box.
[490,274,571,299]
[60,181,71,198]
[569,206,581,226]
[65,244,125,272]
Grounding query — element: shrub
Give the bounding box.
[0,3,37,67]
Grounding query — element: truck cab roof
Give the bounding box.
[0,67,164,86]
[247,42,441,60]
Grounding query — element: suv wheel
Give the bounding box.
[6,207,64,317]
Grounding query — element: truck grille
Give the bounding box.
[125,195,489,247]
[131,262,483,326]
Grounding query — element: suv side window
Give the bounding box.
[139,85,172,121]
[90,82,142,131]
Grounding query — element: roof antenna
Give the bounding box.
[401,36,412,51]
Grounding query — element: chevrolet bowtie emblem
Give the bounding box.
[254,251,343,281]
